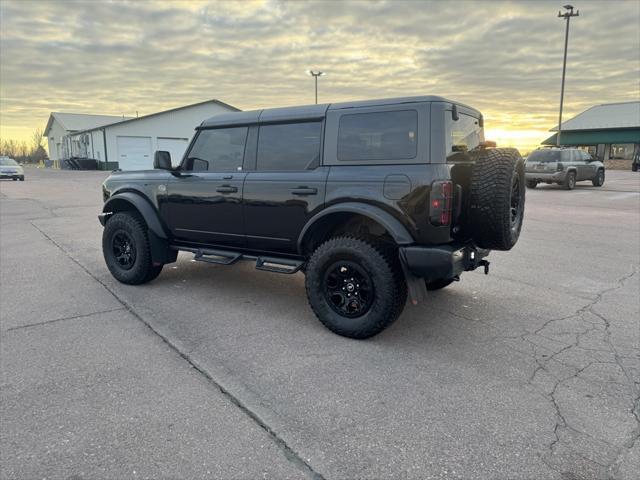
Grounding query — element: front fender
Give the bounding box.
[297,202,415,254]
[101,191,168,240]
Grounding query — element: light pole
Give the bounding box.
[307,70,326,104]
[556,4,579,146]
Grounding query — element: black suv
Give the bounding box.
[99,96,525,338]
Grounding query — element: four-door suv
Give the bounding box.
[99,96,526,338]
[525,147,605,190]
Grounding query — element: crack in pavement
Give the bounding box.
[522,267,639,478]
[28,220,326,480]
[3,307,126,333]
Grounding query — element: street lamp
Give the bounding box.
[307,70,326,104]
[556,4,579,146]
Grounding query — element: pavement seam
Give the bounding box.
[3,307,126,333]
[29,220,326,480]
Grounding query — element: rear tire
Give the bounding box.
[563,171,576,190]
[468,148,525,251]
[592,169,605,187]
[425,278,455,291]
[102,212,163,285]
[305,236,406,339]
[526,180,537,189]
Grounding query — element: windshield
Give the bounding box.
[0,158,18,166]
[527,150,561,163]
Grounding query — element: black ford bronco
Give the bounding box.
[99,96,525,338]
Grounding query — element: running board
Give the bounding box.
[178,246,304,274]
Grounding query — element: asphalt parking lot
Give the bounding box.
[1,167,639,480]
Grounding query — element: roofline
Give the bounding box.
[200,95,481,128]
[550,125,640,133]
[43,112,131,137]
[69,99,241,136]
[550,100,640,131]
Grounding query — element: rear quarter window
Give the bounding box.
[337,110,417,161]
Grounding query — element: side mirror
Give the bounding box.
[154,150,171,170]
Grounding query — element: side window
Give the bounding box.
[338,110,417,161]
[446,113,483,156]
[257,122,322,171]
[561,150,572,162]
[185,127,248,171]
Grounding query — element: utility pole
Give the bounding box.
[307,70,326,104]
[557,4,579,146]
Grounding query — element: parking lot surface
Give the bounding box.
[1,167,639,479]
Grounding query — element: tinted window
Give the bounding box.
[527,150,561,162]
[0,158,18,166]
[338,110,417,161]
[446,113,483,155]
[186,127,248,171]
[257,122,321,171]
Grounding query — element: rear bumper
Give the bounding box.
[399,243,490,282]
[525,171,565,183]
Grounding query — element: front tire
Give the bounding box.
[102,212,163,285]
[305,237,406,339]
[592,169,605,187]
[563,171,576,190]
[526,179,537,189]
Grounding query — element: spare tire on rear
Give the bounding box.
[468,148,525,251]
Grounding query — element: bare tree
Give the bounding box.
[31,127,44,154]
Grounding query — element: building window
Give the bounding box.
[609,143,635,160]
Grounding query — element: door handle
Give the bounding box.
[291,187,318,196]
[216,185,238,194]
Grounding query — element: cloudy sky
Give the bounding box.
[1,0,638,152]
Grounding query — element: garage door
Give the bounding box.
[117,136,152,171]
[157,137,189,166]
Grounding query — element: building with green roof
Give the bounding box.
[542,101,639,169]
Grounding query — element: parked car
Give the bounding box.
[98,96,526,339]
[525,147,604,190]
[0,157,25,181]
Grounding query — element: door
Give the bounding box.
[243,121,327,254]
[157,137,189,167]
[117,136,152,170]
[580,150,597,180]
[164,126,249,247]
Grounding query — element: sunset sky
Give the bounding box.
[1,0,639,154]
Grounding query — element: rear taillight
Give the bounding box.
[429,180,453,226]
[557,162,564,171]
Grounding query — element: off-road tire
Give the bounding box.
[102,212,163,285]
[468,148,525,251]
[592,169,605,187]
[563,171,576,190]
[305,236,406,339]
[425,278,455,291]
[526,179,537,189]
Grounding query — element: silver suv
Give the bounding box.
[525,147,604,190]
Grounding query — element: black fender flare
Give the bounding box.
[297,202,415,254]
[102,191,168,240]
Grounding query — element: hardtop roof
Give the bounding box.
[200,95,480,128]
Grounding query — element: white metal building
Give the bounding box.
[66,99,239,170]
[43,113,132,162]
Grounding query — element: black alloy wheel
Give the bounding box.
[112,230,137,270]
[510,173,523,232]
[323,261,374,318]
